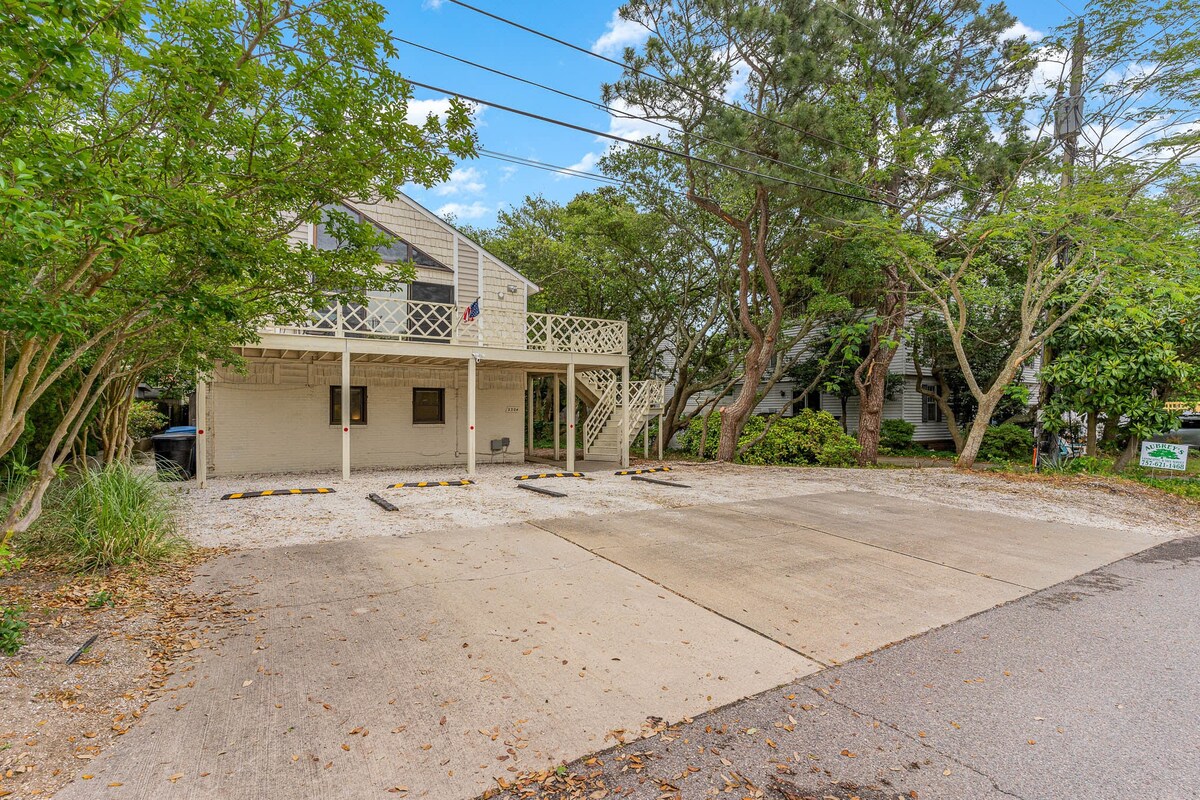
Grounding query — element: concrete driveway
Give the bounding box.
[534,490,1157,666]
[58,489,1157,800]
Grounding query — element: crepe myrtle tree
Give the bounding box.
[0,0,476,531]
[889,171,1198,469]
[898,0,1200,469]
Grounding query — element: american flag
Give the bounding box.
[462,297,480,322]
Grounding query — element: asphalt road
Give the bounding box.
[501,534,1200,800]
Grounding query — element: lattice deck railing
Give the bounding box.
[265,296,627,355]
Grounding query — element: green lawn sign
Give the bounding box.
[1139,442,1190,471]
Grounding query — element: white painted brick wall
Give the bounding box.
[207,362,526,476]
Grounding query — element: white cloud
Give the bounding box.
[422,0,444,8]
[1000,21,1044,42]
[435,201,490,220]
[557,150,601,179]
[499,164,518,181]
[558,96,674,180]
[405,97,453,125]
[723,57,750,103]
[592,9,651,56]
[606,97,668,142]
[404,97,482,126]
[433,166,486,197]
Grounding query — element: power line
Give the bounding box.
[478,148,623,185]
[281,36,967,221]
[402,76,899,209]
[1050,0,1080,17]
[393,36,895,201]
[475,148,927,230]
[441,0,990,202]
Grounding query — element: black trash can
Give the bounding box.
[152,430,196,480]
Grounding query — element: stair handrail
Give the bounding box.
[583,380,618,452]
[576,369,613,399]
[622,381,652,443]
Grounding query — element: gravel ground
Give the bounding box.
[173,461,1200,549]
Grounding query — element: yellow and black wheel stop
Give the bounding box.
[512,472,585,481]
[387,480,475,489]
[221,488,335,500]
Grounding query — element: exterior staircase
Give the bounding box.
[576,370,665,462]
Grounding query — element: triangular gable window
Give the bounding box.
[316,203,448,270]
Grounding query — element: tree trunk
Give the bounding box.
[854,267,907,465]
[1099,413,1119,448]
[1113,431,1140,471]
[715,344,769,462]
[856,374,887,464]
[1086,411,1099,457]
[957,389,1008,469]
[3,353,118,532]
[944,414,964,454]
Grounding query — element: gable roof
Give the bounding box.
[347,192,539,295]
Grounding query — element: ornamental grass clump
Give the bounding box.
[36,462,184,570]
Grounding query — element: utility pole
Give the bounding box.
[1036,19,1086,469]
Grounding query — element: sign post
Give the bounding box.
[1139,441,1190,473]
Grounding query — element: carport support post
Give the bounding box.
[553,374,561,461]
[341,344,350,481]
[467,355,477,476]
[526,374,534,455]
[643,418,649,459]
[620,364,630,469]
[657,412,664,459]
[566,361,576,472]
[195,378,207,489]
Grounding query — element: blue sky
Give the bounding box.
[386,0,1078,227]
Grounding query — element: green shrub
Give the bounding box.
[678,409,860,466]
[677,412,723,457]
[0,605,28,656]
[977,423,1035,463]
[33,462,183,570]
[128,401,169,440]
[1048,455,1112,475]
[0,535,24,577]
[880,419,916,452]
[738,410,861,467]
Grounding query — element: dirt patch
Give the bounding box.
[0,553,242,798]
[176,461,1200,550]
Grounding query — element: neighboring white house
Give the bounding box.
[671,324,1040,447]
[194,193,664,484]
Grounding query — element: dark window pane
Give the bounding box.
[409,281,455,304]
[315,204,450,270]
[374,237,410,264]
[411,246,441,268]
[413,388,445,425]
[316,203,362,251]
[330,386,368,425]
